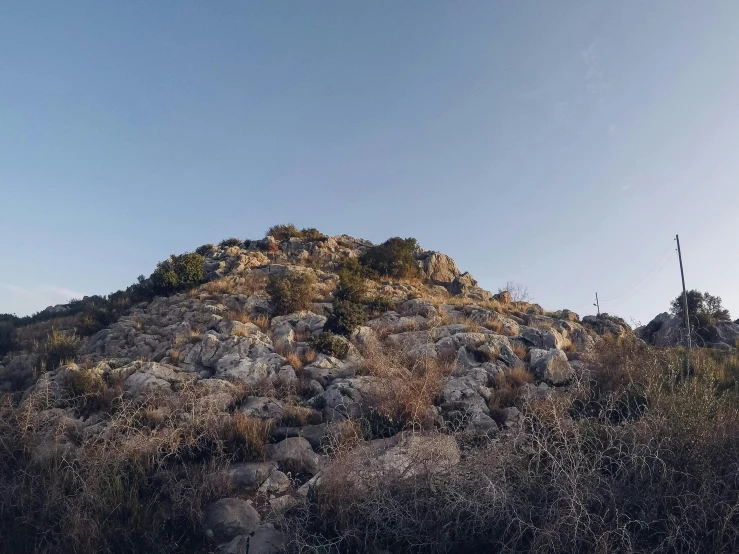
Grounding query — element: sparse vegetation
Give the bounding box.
[266,270,316,315]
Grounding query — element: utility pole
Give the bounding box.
[676,234,692,350]
[593,292,600,316]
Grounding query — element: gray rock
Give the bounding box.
[416,251,461,284]
[267,437,322,475]
[248,523,288,553]
[208,462,277,493]
[529,348,573,385]
[203,498,261,543]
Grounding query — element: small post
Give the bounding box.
[593,292,600,316]
[676,234,691,350]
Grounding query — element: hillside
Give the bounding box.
[1,226,738,554]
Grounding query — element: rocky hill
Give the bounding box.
[1,227,737,554]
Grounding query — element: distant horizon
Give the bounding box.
[2,1,738,324]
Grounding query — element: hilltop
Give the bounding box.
[1,225,738,554]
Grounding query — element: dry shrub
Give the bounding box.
[39,329,80,371]
[199,278,237,296]
[0,380,272,554]
[280,405,320,427]
[286,358,739,554]
[463,318,482,333]
[66,368,123,418]
[285,352,303,370]
[302,348,317,365]
[489,366,534,415]
[359,344,453,431]
[512,343,528,361]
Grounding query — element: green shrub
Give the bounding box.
[309,331,349,360]
[219,238,242,248]
[325,260,367,335]
[266,270,316,315]
[359,237,420,279]
[267,224,326,242]
[300,227,326,241]
[366,295,396,316]
[195,243,214,255]
[267,224,301,241]
[325,299,366,336]
[151,252,205,296]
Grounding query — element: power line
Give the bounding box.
[599,240,676,304]
[600,250,677,308]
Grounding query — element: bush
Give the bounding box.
[359,237,420,279]
[42,329,80,371]
[366,295,396,316]
[151,252,205,296]
[77,305,116,336]
[266,224,326,242]
[218,238,242,248]
[325,259,367,335]
[325,299,366,336]
[195,243,214,255]
[266,270,316,315]
[309,332,349,360]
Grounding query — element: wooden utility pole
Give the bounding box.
[676,234,691,350]
[593,292,600,316]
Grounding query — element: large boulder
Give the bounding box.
[702,321,739,348]
[267,437,322,475]
[203,498,261,543]
[207,462,277,493]
[529,348,573,386]
[416,252,460,284]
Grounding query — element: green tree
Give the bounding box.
[325,259,367,336]
[670,290,731,329]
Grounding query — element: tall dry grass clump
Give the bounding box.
[358,343,453,431]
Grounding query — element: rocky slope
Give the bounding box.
[0,231,635,553]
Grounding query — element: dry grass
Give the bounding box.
[358,344,454,430]
[199,278,238,296]
[512,343,528,361]
[285,352,303,370]
[0,379,272,553]
[226,309,270,333]
[285,341,739,554]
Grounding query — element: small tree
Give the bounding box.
[670,290,731,330]
[325,259,367,336]
[151,253,205,296]
[266,271,316,315]
[359,237,420,279]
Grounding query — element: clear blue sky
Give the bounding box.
[2,1,738,325]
